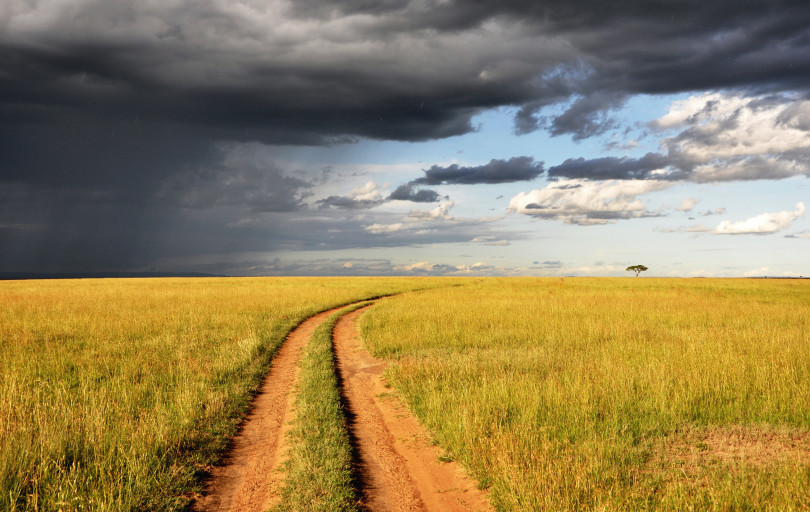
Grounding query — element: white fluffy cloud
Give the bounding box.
[656,93,810,182]
[691,156,808,183]
[508,179,671,225]
[393,261,436,272]
[365,200,456,234]
[349,181,386,202]
[364,222,405,234]
[406,200,455,221]
[316,180,389,209]
[455,262,492,273]
[656,94,810,157]
[712,202,805,235]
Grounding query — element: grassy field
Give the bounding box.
[0,277,442,511]
[3,277,809,511]
[361,278,810,511]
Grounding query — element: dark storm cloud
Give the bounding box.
[316,196,385,210]
[414,157,544,185]
[3,0,808,152]
[549,151,810,183]
[156,164,313,212]
[318,156,544,211]
[548,153,683,181]
[388,184,444,203]
[0,181,171,273]
[0,143,311,271]
[547,92,627,140]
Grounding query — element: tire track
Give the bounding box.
[191,301,491,512]
[191,305,350,512]
[334,306,492,512]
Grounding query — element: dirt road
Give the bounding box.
[191,307,343,512]
[192,302,491,512]
[334,307,491,512]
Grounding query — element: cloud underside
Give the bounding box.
[414,157,545,185]
[314,157,544,211]
[387,184,445,203]
[509,179,671,225]
[317,181,387,209]
[384,157,544,203]
[3,1,809,176]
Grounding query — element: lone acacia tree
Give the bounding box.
[626,265,648,277]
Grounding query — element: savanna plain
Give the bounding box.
[1,277,808,511]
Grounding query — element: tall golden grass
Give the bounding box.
[360,278,810,511]
[5,276,809,511]
[0,277,441,511]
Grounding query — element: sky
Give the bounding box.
[1,0,809,277]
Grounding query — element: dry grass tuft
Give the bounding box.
[652,425,810,475]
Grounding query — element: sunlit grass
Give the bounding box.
[0,277,446,511]
[5,276,808,510]
[360,278,810,511]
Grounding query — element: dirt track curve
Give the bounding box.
[192,302,491,512]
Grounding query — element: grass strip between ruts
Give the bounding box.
[272,302,371,512]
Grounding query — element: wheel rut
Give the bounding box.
[191,302,491,512]
[334,306,492,512]
[191,306,345,512]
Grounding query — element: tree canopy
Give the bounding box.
[626,265,648,277]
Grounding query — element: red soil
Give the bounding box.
[191,303,492,512]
